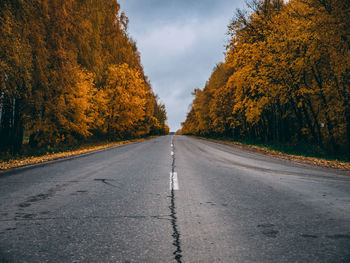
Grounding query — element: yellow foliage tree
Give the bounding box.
[103,63,148,139]
[181,0,350,157]
[0,0,169,153]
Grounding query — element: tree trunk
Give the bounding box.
[311,66,338,153]
[12,98,24,153]
[0,94,13,151]
[304,97,323,147]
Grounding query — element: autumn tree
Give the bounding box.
[0,0,168,154]
[181,0,350,157]
[0,0,32,153]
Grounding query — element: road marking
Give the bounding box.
[171,151,174,156]
[170,172,179,190]
[171,143,174,147]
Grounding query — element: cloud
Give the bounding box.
[118,0,244,131]
[136,17,228,130]
[137,21,198,60]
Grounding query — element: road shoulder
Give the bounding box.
[0,137,155,173]
[189,136,350,171]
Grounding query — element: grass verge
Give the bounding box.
[192,136,350,170]
[0,137,154,171]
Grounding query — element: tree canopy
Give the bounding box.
[0,0,169,153]
[181,0,350,157]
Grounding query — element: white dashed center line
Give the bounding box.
[170,172,179,190]
[170,137,179,190]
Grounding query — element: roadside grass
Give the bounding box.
[192,135,350,170]
[0,137,155,171]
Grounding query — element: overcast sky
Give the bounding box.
[118,0,245,131]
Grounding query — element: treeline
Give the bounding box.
[0,0,169,154]
[181,0,350,157]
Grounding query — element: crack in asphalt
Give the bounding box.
[93,178,119,188]
[170,138,182,263]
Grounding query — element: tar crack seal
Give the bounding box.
[169,138,182,262]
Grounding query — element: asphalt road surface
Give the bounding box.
[1,135,350,262]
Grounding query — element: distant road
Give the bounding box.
[1,135,350,262]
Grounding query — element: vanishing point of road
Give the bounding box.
[1,135,349,262]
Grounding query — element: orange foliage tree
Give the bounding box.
[181,0,350,157]
[0,0,168,153]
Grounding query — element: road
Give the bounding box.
[0,135,350,262]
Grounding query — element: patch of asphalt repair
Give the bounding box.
[170,137,182,262]
[17,183,69,209]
